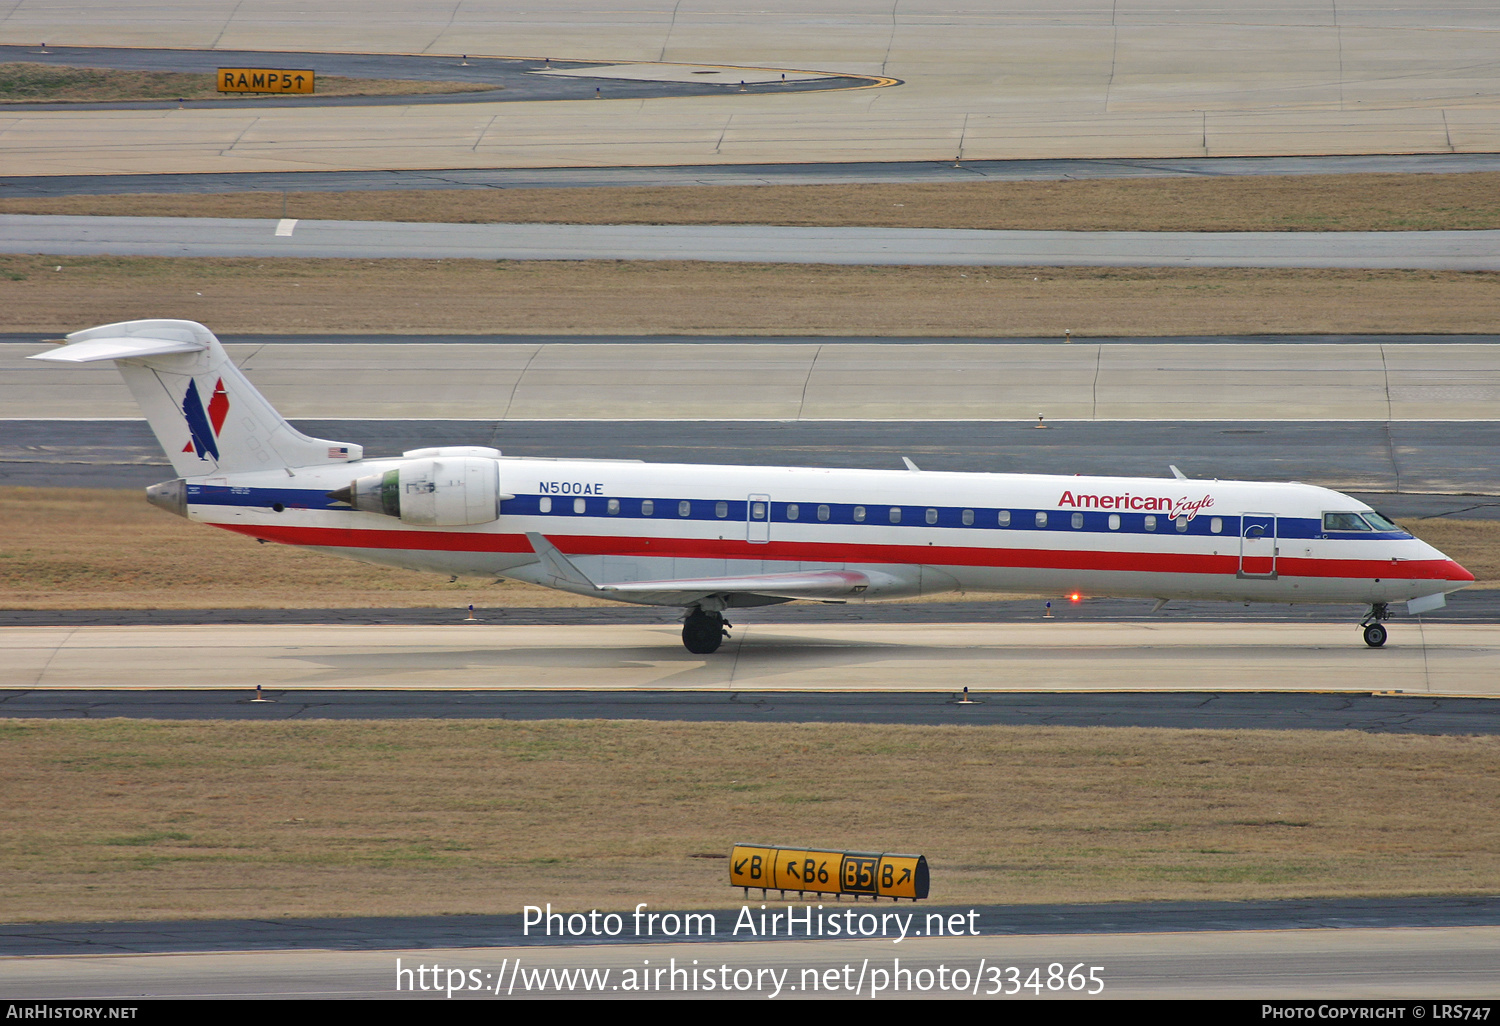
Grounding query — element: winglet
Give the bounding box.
[1169,465,1188,480]
[902,457,920,472]
[525,533,599,590]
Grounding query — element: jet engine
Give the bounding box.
[330,457,506,526]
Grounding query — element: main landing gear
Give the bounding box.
[1360,603,1390,648]
[683,608,731,654]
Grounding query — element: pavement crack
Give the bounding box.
[424,0,465,54]
[220,116,261,156]
[880,0,900,77]
[796,344,823,421]
[208,0,244,50]
[714,114,733,155]
[498,344,543,421]
[659,0,683,62]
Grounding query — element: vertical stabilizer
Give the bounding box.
[30,319,362,476]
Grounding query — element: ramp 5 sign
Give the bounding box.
[218,69,315,94]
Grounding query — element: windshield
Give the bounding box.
[1363,511,1401,531]
[1323,512,1372,532]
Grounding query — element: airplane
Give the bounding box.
[33,319,1473,653]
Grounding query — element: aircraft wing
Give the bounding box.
[524,532,868,600]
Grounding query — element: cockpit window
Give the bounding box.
[1323,512,1372,532]
[1364,511,1401,532]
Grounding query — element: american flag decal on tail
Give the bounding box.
[328,446,349,458]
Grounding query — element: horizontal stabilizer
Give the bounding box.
[29,335,206,363]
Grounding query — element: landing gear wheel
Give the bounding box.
[683,609,729,654]
[1363,622,1388,648]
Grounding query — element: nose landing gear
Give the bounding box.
[1361,603,1390,648]
[683,607,731,654]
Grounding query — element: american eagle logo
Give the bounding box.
[181,378,230,460]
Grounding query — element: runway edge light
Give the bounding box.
[730,843,929,901]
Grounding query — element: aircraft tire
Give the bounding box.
[1363,622,1388,648]
[683,611,725,654]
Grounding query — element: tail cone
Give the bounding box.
[327,485,353,506]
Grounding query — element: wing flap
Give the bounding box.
[601,569,870,600]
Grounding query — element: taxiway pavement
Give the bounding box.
[2,622,1493,696]
[6,153,1500,198]
[4,1,1500,173]
[6,215,1498,269]
[9,341,1500,422]
[6,927,1497,998]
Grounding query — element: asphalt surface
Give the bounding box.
[0,45,860,110]
[1,689,1495,732]
[7,591,1500,627]
[8,214,1498,268]
[6,418,1498,504]
[6,895,1499,955]
[4,153,1500,197]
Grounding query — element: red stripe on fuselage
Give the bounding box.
[215,522,1473,583]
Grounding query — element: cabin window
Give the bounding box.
[1210,517,1222,534]
[1071,512,1084,529]
[889,507,902,524]
[926,508,939,525]
[539,496,552,513]
[678,500,691,517]
[641,499,653,516]
[1035,511,1048,528]
[817,504,830,522]
[1108,513,1120,531]
[998,510,1011,527]
[853,506,866,522]
[1175,516,1188,533]
[1144,514,1157,531]
[751,502,766,520]
[573,497,586,514]
[786,504,799,520]
[1323,512,1372,532]
[607,498,620,515]
[716,501,729,518]
[962,509,974,526]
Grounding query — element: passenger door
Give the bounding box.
[1238,513,1277,578]
[746,494,771,544]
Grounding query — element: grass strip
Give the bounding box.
[2,719,1496,921]
[3,257,1499,337]
[3,174,1499,231]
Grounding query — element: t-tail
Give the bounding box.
[30,319,361,512]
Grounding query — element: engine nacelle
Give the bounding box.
[337,457,504,526]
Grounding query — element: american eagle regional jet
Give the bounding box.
[35,320,1473,653]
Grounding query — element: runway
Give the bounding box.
[3,621,1494,696]
[7,153,1500,198]
[7,927,1497,999]
[7,215,1499,269]
[11,340,1500,422]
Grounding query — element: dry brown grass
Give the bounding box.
[1,719,1496,922]
[3,256,1499,337]
[4,174,1499,231]
[0,487,606,609]
[0,489,1494,609]
[0,62,495,103]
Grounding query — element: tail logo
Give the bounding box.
[181,378,230,461]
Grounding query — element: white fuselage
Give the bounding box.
[181,456,1472,609]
